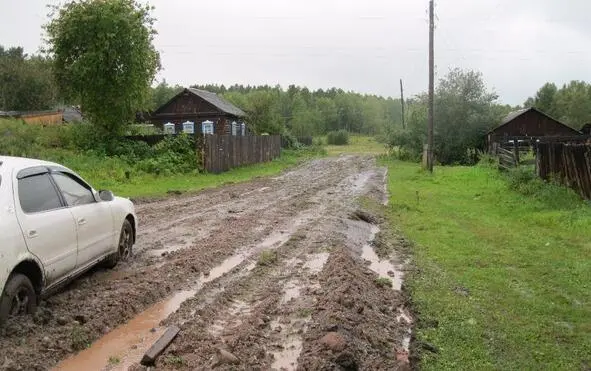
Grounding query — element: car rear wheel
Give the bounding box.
[0,273,37,325]
[104,219,134,268]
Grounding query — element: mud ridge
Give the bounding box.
[298,247,410,371]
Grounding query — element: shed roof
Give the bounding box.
[488,107,580,134]
[500,108,529,126]
[62,106,83,123]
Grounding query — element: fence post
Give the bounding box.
[513,141,520,166]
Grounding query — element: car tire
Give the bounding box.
[104,219,134,269]
[0,273,37,326]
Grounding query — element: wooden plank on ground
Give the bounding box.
[141,326,180,366]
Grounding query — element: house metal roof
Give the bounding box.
[186,88,246,117]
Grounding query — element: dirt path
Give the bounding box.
[0,155,412,371]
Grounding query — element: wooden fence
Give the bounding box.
[497,146,518,170]
[202,135,281,173]
[125,133,281,174]
[537,142,591,199]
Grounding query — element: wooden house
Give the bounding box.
[150,88,249,135]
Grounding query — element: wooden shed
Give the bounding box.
[487,107,581,151]
[151,88,249,135]
[0,110,63,125]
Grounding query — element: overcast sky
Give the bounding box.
[1,0,590,105]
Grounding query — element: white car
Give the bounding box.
[0,156,137,324]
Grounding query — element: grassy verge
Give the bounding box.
[64,148,322,198]
[325,135,386,156]
[381,160,590,370]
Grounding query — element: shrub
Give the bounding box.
[313,137,324,146]
[281,131,301,149]
[136,134,196,174]
[326,130,349,145]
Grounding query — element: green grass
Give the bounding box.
[374,277,393,288]
[78,149,317,198]
[11,147,320,199]
[382,160,591,370]
[325,135,386,156]
[0,118,325,199]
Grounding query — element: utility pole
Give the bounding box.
[427,0,435,173]
[400,79,406,129]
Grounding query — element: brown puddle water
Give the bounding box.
[270,320,305,371]
[54,253,249,371]
[396,307,413,352]
[302,252,330,274]
[281,280,302,304]
[54,216,309,371]
[361,225,404,291]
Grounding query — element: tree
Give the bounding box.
[0,46,58,111]
[45,0,160,134]
[533,82,558,116]
[150,80,183,110]
[433,68,500,164]
[554,81,591,129]
[388,68,505,165]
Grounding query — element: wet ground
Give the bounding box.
[0,155,412,371]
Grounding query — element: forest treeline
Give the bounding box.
[3,43,591,165]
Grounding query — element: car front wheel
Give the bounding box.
[0,273,37,325]
[104,219,134,268]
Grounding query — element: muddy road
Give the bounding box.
[0,155,412,371]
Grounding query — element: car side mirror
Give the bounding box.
[99,190,114,202]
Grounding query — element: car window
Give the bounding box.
[52,172,96,207]
[18,173,63,213]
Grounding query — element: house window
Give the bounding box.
[164,122,175,134]
[231,121,238,136]
[241,123,246,136]
[202,120,214,135]
[183,121,195,134]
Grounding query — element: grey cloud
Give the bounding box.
[1,0,590,105]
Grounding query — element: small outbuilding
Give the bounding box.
[487,107,581,151]
[150,88,249,135]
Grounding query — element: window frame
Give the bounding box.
[16,169,66,215]
[50,171,98,208]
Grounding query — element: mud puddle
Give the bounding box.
[269,251,331,370]
[270,320,305,371]
[55,214,310,370]
[303,252,330,274]
[281,280,302,304]
[359,224,404,291]
[54,252,251,371]
[397,307,413,351]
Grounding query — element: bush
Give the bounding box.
[136,134,196,175]
[0,119,196,176]
[281,131,302,149]
[313,137,324,146]
[326,130,349,145]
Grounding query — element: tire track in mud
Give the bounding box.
[0,155,411,371]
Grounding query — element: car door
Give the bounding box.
[50,171,115,268]
[13,168,78,285]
